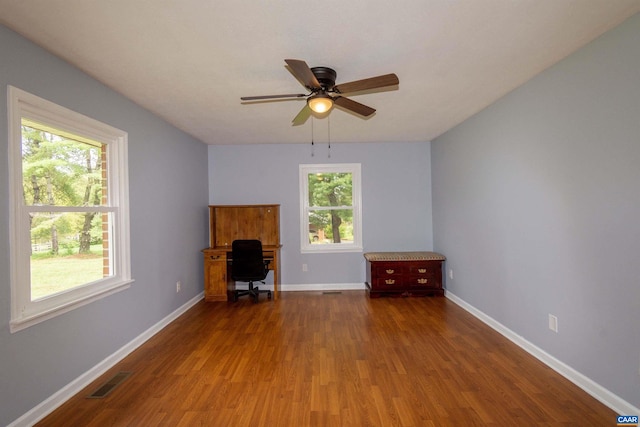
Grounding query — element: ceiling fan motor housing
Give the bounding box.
[311,67,337,91]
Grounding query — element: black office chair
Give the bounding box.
[231,239,272,302]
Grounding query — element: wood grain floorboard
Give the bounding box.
[36,292,616,426]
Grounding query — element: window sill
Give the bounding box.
[10,279,133,333]
[301,245,363,254]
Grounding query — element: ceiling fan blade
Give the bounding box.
[285,59,321,90]
[334,96,376,117]
[241,93,306,101]
[292,105,312,126]
[334,73,399,94]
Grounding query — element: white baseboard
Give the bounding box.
[445,291,639,416]
[8,292,204,427]
[233,283,365,292]
[279,282,365,292]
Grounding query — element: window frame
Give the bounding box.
[299,163,363,253]
[8,86,132,333]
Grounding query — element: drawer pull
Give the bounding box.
[385,279,395,285]
[386,269,395,274]
[209,255,221,260]
[418,268,427,273]
[417,278,428,284]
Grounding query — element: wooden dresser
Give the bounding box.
[364,251,446,297]
[202,204,281,301]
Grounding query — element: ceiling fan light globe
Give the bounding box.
[307,95,333,114]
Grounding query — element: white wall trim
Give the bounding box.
[445,290,639,416]
[280,282,365,292]
[233,283,366,293]
[8,292,204,427]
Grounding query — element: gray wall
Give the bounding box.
[208,141,433,286]
[432,14,640,407]
[0,25,209,425]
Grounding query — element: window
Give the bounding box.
[8,86,132,332]
[299,163,362,253]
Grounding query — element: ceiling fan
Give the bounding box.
[241,59,399,125]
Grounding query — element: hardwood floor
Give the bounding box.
[37,292,615,426]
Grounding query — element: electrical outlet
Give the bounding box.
[448,269,453,280]
[176,281,181,293]
[548,314,558,333]
[302,263,308,272]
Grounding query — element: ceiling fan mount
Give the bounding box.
[241,59,399,126]
[309,66,337,91]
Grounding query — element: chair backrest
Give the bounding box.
[231,239,268,281]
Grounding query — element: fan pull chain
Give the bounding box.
[327,115,331,158]
[310,116,315,157]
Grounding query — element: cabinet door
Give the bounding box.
[204,255,227,301]
[213,207,241,248]
[259,206,279,246]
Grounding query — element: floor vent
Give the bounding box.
[87,371,132,399]
[322,291,342,295]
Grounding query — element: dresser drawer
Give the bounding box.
[372,262,405,277]
[373,274,438,289]
[408,263,437,274]
[408,263,438,288]
[372,277,403,289]
[407,273,438,288]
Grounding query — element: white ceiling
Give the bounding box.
[1,1,638,145]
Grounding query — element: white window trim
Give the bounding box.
[8,86,133,333]
[299,163,363,253]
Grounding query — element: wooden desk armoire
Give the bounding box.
[202,204,281,301]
